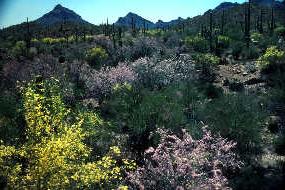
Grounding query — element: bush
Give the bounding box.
[85,47,108,69]
[131,55,197,89]
[197,93,266,158]
[274,26,285,38]
[231,41,244,59]
[106,84,187,157]
[251,32,263,44]
[11,41,26,57]
[193,53,219,82]
[258,46,285,70]
[126,127,242,190]
[123,37,158,61]
[42,37,65,44]
[0,78,135,189]
[241,45,260,59]
[217,35,231,49]
[185,35,208,52]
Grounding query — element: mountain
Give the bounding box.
[155,17,185,28]
[36,4,90,25]
[115,12,155,29]
[115,12,186,29]
[214,2,239,11]
[251,0,283,6]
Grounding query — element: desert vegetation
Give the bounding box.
[0,0,285,189]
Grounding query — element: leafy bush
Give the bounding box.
[74,62,137,99]
[241,45,260,59]
[11,41,26,57]
[251,33,263,44]
[231,41,244,59]
[185,35,208,52]
[217,35,231,49]
[42,37,65,44]
[126,128,242,190]
[123,37,158,61]
[258,46,285,70]
[197,93,266,158]
[85,47,108,69]
[131,55,197,89]
[106,84,187,157]
[193,53,219,82]
[0,79,135,189]
[274,26,285,38]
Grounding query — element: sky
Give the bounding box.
[0,0,246,28]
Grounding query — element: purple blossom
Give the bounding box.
[126,127,242,190]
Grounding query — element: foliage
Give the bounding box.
[42,37,65,44]
[193,53,220,65]
[0,79,134,189]
[185,35,208,53]
[73,62,137,99]
[131,55,197,89]
[123,37,158,61]
[126,128,242,190]
[192,53,219,82]
[258,46,285,69]
[11,41,26,57]
[241,45,260,60]
[197,93,266,158]
[217,35,231,49]
[251,33,263,44]
[231,41,244,59]
[274,26,285,38]
[85,47,108,69]
[106,83,187,157]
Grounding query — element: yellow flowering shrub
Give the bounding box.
[0,78,135,189]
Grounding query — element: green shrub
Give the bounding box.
[197,93,266,159]
[258,46,285,69]
[274,26,285,37]
[251,32,263,44]
[193,53,220,82]
[231,41,244,59]
[85,47,108,69]
[42,37,65,44]
[217,35,231,49]
[11,41,26,57]
[106,83,187,155]
[185,35,208,52]
[241,45,260,59]
[193,53,220,65]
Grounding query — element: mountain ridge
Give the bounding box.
[36,4,90,26]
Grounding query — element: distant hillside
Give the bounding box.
[214,2,239,12]
[115,12,185,29]
[36,4,90,26]
[115,12,155,29]
[155,17,185,29]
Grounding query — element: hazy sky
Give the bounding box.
[0,0,246,27]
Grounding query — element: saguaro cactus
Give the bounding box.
[118,27,123,47]
[131,17,136,36]
[209,10,213,52]
[244,0,251,48]
[221,10,225,35]
[25,17,31,50]
[269,0,275,34]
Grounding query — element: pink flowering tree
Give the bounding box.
[126,127,242,190]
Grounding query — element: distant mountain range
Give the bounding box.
[114,12,185,29]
